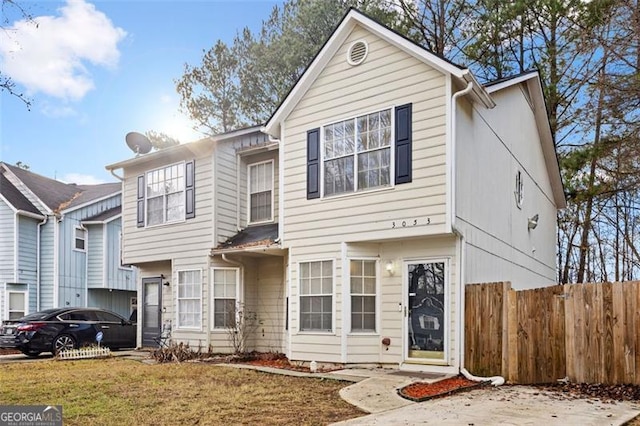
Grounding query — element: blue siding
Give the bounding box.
[17,216,38,285]
[39,221,55,310]
[87,223,104,288]
[105,218,136,291]
[88,289,136,318]
[0,199,15,283]
[57,194,121,308]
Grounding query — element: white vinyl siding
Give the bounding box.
[212,268,238,329]
[299,260,333,332]
[282,24,448,248]
[7,291,27,320]
[323,109,392,196]
[177,270,201,329]
[248,160,274,223]
[146,163,185,226]
[350,259,376,332]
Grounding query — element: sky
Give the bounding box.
[0,0,280,184]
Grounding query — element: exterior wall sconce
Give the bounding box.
[528,214,539,230]
[161,274,170,286]
[385,260,395,276]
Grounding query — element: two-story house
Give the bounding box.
[0,162,136,322]
[107,9,564,373]
[106,127,285,349]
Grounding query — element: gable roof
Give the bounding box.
[1,162,121,214]
[264,8,495,137]
[0,173,42,215]
[484,71,566,208]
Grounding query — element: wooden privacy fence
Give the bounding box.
[465,281,640,385]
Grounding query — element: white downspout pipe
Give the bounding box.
[236,155,242,232]
[451,81,504,386]
[36,215,48,311]
[53,215,60,307]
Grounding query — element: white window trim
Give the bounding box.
[320,106,396,198]
[175,269,203,331]
[348,258,379,335]
[210,267,240,331]
[144,161,187,228]
[6,290,28,321]
[247,159,275,225]
[73,226,87,252]
[297,259,335,334]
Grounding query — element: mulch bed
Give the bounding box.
[0,348,20,355]
[534,382,640,402]
[399,376,486,402]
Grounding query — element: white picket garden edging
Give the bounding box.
[56,347,112,360]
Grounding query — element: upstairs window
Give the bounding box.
[137,160,195,228]
[248,160,274,223]
[74,227,86,251]
[146,163,184,226]
[323,109,392,197]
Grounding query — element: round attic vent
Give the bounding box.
[347,40,368,66]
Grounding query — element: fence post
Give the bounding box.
[506,285,518,383]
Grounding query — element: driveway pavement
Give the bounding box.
[332,376,640,426]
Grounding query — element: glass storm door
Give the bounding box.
[406,261,446,361]
[142,278,162,346]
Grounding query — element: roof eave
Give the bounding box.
[210,245,285,256]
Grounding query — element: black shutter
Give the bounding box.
[136,175,145,227]
[307,128,320,199]
[185,160,195,219]
[395,103,413,184]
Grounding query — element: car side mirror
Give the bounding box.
[121,319,131,326]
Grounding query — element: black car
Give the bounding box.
[0,307,136,357]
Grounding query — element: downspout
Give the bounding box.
[37,215,48,311]
[451,81,504,386]
[79,223,89,308]
[53,214,62,307]
[13,211,18,283]
[108,168,124,181]
[236,155,241,232]
[266,132,283,243]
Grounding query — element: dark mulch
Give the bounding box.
[534,382,640,402]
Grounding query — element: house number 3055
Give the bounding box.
[391,218,431,228]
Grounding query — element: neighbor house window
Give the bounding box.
[248,160,274,223]
[212,268,238,328]
[515,170,524,208]
[7,291,27,320]
[146,163,185,226]
[74,227,86,251]
[350,260,376,332]
[323,109,391,196]
[177,270,201,329]
[299,260,333,332]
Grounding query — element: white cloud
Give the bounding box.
[0,0,126,101]
[60,173,106,185]
[41,101,78,118]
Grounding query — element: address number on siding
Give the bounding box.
[391,218,431,228]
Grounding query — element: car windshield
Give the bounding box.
[19,309,62,321]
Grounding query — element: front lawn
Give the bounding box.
[0,358,364,425]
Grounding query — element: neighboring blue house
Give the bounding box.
[0,162,136,322]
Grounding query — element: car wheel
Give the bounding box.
[20,349,41,358]
[52,335,76,354]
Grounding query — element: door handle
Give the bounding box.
[101,326,110,329]
[69,324,79,328]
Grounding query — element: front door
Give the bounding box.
[405,261,447,362]
[142,278,162,346]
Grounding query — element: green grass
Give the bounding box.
[0,358,365,425]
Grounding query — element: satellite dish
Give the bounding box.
[125,132,152,155]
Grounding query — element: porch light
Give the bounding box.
[385,260,395,276]
[528,214,539,230]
